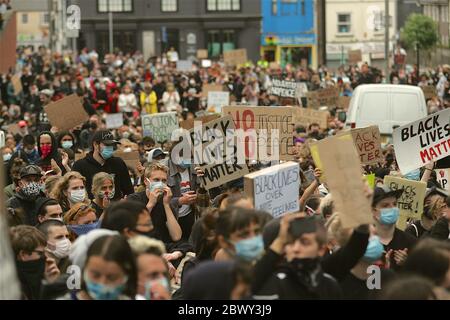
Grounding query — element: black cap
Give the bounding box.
[20,165,43,179]
[91,130,121,146]
[372,185,404,207]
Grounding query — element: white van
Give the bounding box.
[345,84,427,136]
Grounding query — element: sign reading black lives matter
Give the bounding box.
[269,79,299,99]
[393,108,450,174]
[179,115,249,190]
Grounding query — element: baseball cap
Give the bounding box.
[40,89,54,97]
[91,130,121,146]
[18,120,27,128]
[147,148,166,162]
[20,165,43,179]
[372,185,404,207]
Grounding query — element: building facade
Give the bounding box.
[326,0,397,69]
[420,0,449,47]
[75,0,261,61]
[261,0,317,69]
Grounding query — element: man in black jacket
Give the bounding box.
[72,130,133,200]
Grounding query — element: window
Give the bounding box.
[272,0,277,15]
[281,0,298,16]
[161,0,178,12]
[207,29,236,58]
[97,0,133,13]
[374,11,384,31]
[22,13,28,24]
[41,13,49,25]
[337,13,351,34]
[207,0,241,12]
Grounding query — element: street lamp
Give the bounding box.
[415,40,420,81]
[108,1,113,54]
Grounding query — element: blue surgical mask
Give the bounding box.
[62,141,73,149]
[404,169,420,181]
[144,277,170,300]
[67,221,101,236]
[147,181,165,193]
[178,159,191,170]
[101,146,114,160]
[3,153,12,161]
[363,236,384,262]
[234,235,264,262]
[379,207,400,225]
[84,272,127,300]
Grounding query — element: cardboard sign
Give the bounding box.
[244,162,300,218]
[207,91,229,114]
[269,79,299,99]
[176,60,193,72]
[201,84,224,98]
[113,151,140,170]
[269,62,281,70]
[422,86,437,100]
[348,49,362,64]
[294,108,329,129]
[44,94,89,131]
[338,126,383,165]
[384,176,427,222]
[392,108,450,174]
[316,136,373,228]
[142,112,179,143]
[306,87,339,109]
[223,106,296,161]
[197,49,208,60]
[11,75,23,95]
[183,115,249,190]
[7,123,21,136]
[223,49,248,66]
[105,113,124,129]
[337,96,351,110]
[435,169,450,190]
[179,114,220,130]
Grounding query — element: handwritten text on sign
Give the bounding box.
[339,126,383,165]
[142,112,179,143]
[393,108,450,174]
[384,176,426,220]
[244,162,300,218]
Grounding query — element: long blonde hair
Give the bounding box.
[91,172,115,198]
[51,171,88,211]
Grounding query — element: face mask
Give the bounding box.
[289,257,322,289]
[122,132,130,139]
[16,257,46,299]
[84,271,127,300]
[21,182,42,199]
[379,207,400,225]
[40,145,52,158]
[363,236,384,262]
[404,169,420,181]
[24,148,35,155]
[69,189,86,203]
[62,141,73,149]
[3,153,11,161]
[98,190,115,199]
[234,235,264,262]
[144,277,170,300]
[178,159,191,170]
[147,180,166,193]
[100,146,114,160]
[47,238,72,259]
[67,221,101,236]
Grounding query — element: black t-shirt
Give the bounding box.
[384,228,417,271]
[340,269,396,300]
[404,220,428,239]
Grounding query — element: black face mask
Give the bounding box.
[133,228,158,239]
[288,258,322,290]
[16,257,46,300]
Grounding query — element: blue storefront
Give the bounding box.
[261,0,317,69]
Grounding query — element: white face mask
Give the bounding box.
[47,238,72,259]
[69,189,86,203]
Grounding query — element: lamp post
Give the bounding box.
[108,1,113,53]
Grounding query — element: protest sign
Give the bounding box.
[179,114,220,130]
[296,82,309,98]
[244,162,300,218]
[44,94,89,131]
[422,86,437,100]
[113,151,140,170]
[223,106,295,161]
[11,75,23,95]
[365,174,376,189]
[338,126,383,165]
[201,84,224,98]
[142,112,179,143]
[269,62,281,70]
[337,96,351,110]
[183,115,249,190]
[294,108,329,129]
[7,123,21,136]
[105,113,124,129]
[207,91,230,114]
[316,135,373,228]
[435,169,450,190]
[348,49,362,64]
[223,49,248,66]
[392,108,450,174]
[306,87,339,109]
[176,60,193,72]
[269,79,299,99]
[197,49,208,60]
[384,176,426,224]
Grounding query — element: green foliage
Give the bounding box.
[401,14,439,50]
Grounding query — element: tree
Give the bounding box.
[401,14,439,50]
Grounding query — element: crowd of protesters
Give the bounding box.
[1,44,450,300]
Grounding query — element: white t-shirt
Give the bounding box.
[178,170,191,218]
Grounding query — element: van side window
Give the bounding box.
[359,93,388,121]
[392,93,420,122]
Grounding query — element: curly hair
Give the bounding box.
[50,171,87,212]
[64,202,96,225]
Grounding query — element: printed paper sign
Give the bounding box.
[105,113,124,129]
[392,108,450,174]
[207,91,230,114]
[244,162,300,218]
[44,94,89,131]
[269,79,299,99]
[435,169,450,191]
[142,112,179,143]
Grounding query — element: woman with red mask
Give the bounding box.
[36,131,68,175]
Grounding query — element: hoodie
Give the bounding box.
[36,131,65,174]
